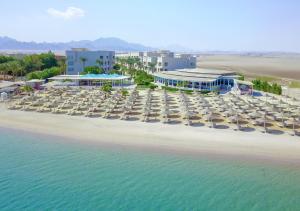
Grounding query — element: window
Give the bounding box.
[100,56,103,59]
[158,62,162,66]
[164,62,168,66]
[68,68,74,72]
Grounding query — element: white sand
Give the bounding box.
[1,105,300,166]
[199,55,300,81]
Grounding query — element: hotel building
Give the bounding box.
[116,50,196,72]
[66,48,115,75]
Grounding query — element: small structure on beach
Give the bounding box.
[26,79,45,90]
[0,92,8,101]
[0,81,24,95]
[235,80,253,95]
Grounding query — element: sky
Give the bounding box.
[1,0,300,52]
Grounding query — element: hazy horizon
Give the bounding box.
[1,0,300,52]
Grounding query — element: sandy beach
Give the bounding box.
[1,104,300,166]
[198,55,300,81]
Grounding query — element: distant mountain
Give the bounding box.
[0,36,155,52]
[161,44,195,53]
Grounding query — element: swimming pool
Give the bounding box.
[80,74,127,79]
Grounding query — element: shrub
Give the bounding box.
[21,85,34,92]
[149,83,158,90]
[121,89,129,97]
[101,83,112,93]
[82,66,104,75]
[134,71,154,85]
[26,67,61,80]
[252,79,282,95]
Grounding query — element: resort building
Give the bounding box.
[48,74,131,87]
[66,48,115,75]
[116,52,144,58]
[116,50,197,72]
[153,68,253,93]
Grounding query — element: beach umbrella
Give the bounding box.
[285,118,299,130]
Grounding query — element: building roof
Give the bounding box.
[153,68,239,82]
[0,81,24,89]
[49,74,130,81]
[236,80,253,86]
[26,79,44,83]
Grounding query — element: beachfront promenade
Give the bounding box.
[4,87,300,136]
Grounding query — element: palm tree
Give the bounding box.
[80,57,87,73]
[126,57,135,70]
[0,63,9,80]
[148,62,157,73]
[96,59,103,69]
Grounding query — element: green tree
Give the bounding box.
[0,62,9,80]
[0,55,15,64]
[26,67,61,80]
[39,52,58,69]
[148,62,156,73]
[26,71,42,80]
[23,54,43,73]
[8,61,24,77]
[80,57,87,71]
[96,59,103,69]
[113,63,121,70]
[134,71,154,86]
[57,58,67,75]
[126,57,135,69]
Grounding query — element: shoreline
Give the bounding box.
[1,107,300,167]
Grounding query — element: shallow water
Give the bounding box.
[0,127,300,210]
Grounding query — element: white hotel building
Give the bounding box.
[117,50,196,72]
[66,48,115,75]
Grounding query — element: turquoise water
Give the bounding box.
[1,128,300,210]
[80,73,125,79]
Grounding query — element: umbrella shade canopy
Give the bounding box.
[248,111,263,118]
[228,116,242,123]
[284,119,299,127]
[205,114,219,121]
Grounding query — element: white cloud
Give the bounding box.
[47,7,85,20]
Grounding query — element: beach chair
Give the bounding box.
[162,117,170,124]
[294,130,300,137]
[234,124,242,131]
[184,119,191,126]
[208,121,216,128]
[276,122,285,128]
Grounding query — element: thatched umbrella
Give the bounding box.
[255,113,269,133]
[204,112,218,128]
[285,118,298,132]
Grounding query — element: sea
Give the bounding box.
[1,127,300,211]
